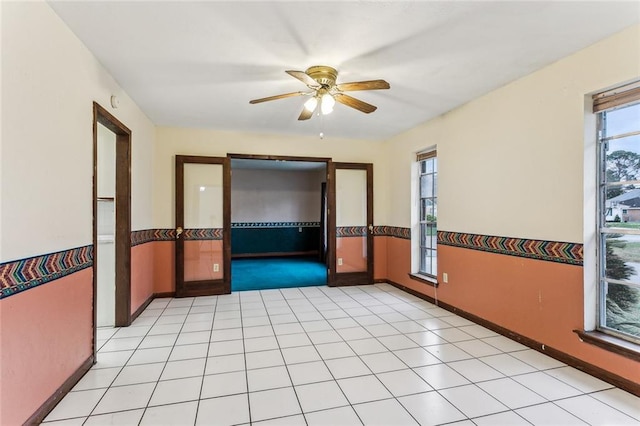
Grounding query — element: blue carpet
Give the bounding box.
[231,257,327,292]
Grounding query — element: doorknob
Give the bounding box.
[368,224,374,233]
[176,227,183,238]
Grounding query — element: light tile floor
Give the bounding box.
[42,284,640,425]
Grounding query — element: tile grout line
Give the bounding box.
[259,288,308,424]
[80,300,171,424]
[237,293,253,425]
[136,297,196,424]
[45,284,640,425]
[194,295,219,425]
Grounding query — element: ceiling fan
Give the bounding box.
[249,65,390,120]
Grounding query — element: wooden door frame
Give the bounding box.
[92,102,132,356]
[328,162,374,286]
[175,155,231,297]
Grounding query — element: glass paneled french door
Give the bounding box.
[175,156,230,297]
[329,162,373,286]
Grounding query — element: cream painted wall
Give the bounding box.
[154,127,385,228]
[383,24,640,244]
[231,168,324,223]
[1,1,156,261]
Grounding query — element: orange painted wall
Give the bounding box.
[153,241,175,294]
[374,236,387,280]
[131,243,155,314]
[0,269,93,425]
[383,237,640,384]
[336,237,367,273]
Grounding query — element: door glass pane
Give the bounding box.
[336,169,367,273]
[184,163,223,281]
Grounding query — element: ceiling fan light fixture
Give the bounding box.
[321,93,335,115]
[304,96,318,112]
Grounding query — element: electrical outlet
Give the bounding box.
[338,258,343,266]
[213,263,219,272]
[442,272,448,283]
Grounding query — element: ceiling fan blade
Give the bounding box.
[286,70,320,88]
[334,93,377,114]
[298,107,313,121]
[249,91,306,104]
[336,79,390,92]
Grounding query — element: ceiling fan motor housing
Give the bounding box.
[306,65,338,87]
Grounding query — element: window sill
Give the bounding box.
[408,273,438,288]
[573,329,640,362]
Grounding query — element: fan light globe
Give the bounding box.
[321,94,335,115]
[304,97,318,112]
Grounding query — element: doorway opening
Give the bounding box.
[92,102,131,349]
[229,156,329,291]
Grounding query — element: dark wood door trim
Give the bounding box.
[228,153,332,163]
[223,156,232,292]
[175,155,231,297]
[319,182,327,263]
[327,161,336,285]
[92,102,132,359]
[331,162,374,286]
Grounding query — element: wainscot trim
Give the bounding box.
[385,280,640,397]
[232,251,319,259]
[0,246,93,300]
[25,355,94,425]
[437,231,583,265]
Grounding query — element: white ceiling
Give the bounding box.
[49,1,639,141]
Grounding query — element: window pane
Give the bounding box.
[420,223,429,248]
[420,175,434,198]
[605,102,640,137]
[604,235,640,284]
[602,282,640,339]
[427,224,436,248]
[421,249,435,275]
[604,186,640,224]
[605,134,640,184]
[421,199,434,221]
[424,158,435,173]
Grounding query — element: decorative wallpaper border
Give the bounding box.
[0,246,94,299]
[131,229,175,246]
[437,231,583,265]
[337,226,367,237]
[232,222,320,228]
[374,226,411,239]
[184,228,223,240]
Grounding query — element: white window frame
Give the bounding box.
[594,82,640,344]
[412,149,437,280]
